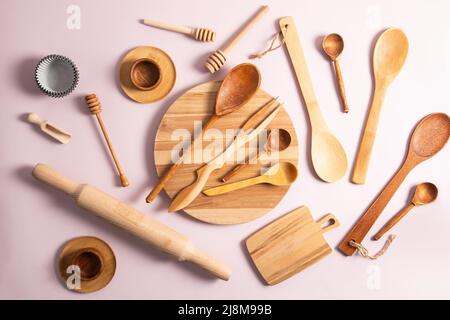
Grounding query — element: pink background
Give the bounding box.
[1,0,449,299]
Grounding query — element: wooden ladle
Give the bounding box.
[203,162,298,196]
[146,63,261,203]
[339,113,450,256]
[352,28,409,184]
[373,182,438,240]
[221,128,292,182]
[322,33,349,113]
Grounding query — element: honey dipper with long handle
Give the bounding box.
[205,5,269,73]
[85,94,129,187]
[32,163,231,280]
[143,19,216,42]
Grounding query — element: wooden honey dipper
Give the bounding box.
[85,94,129,187]
[205,5,269,74]
[143,19,216,42]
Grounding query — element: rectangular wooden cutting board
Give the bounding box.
[246,206,339,285]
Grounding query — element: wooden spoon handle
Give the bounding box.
[339,159,415,255]
[222,6,269,55]
[204,175,266,196]
[372,203,415,240]
[143,19,192,35]
[334,60,349,113]
[146,114,220,203]
[221,151,259,182]
[351,84,387,184]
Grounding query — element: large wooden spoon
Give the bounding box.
[339,113,450,256]
[146,63,261,203]
[352,28,409,184]
[280,17,348,183]
[203,162,298,196]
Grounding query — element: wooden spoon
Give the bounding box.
[373,182,438,240]
[203,162,298,196]
[221,128,292,182]
[280,17,348,183]
[339,113,450,256]
[146,63,261,203]
[322,33,349,113]
[352,28,409,184]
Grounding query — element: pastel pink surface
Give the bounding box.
[1,0,449,299]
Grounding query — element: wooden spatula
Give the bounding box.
[246,206,339,285]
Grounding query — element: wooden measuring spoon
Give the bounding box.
[322,33,349,113]
[280,17,348,183]
[221,128,292,182]
[373,182,438,240]
[339,113,450,256]
[352,28,409,184]
[204,162,298,196]
[146,63,261,203]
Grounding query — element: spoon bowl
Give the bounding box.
[215,63,261,116]
[266,128,292,153]
[373,28,409,85]
[312,131,348,183]
[410,113,450,159]
[412,182,438,206]
[264,162,298,186]
[322,33,344,61]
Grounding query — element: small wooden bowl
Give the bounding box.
[71,248,104,281]
[58,236,116,293]
[130,58,162,91]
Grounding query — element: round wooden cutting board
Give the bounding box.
[154,81,299,224]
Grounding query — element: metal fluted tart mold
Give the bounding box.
[35,54,79,98]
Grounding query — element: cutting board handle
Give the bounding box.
[316,213,340,234]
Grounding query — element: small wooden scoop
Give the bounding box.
[373,182,438,240]
[146,63,261,203]
[352,28,409,184]
[339,113,450,256]
[27,113,71,144]
[204,162,297,196]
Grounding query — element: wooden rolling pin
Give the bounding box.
[143,19,216,42]
[32,163,231,281]
[205,5,269,73]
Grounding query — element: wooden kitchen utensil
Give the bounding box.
[169,105,281,212]
[85,94,129,187]
[119,46,176,103]
[59,236,116,293]
[221,128,292,182]
[322,33,349,113]
[246,206,339,285]
[27,113,71,144]
[154,81,298,224]
[373,182,438,240]
[280,17,348,183]
[204,162,297,196]
[143,19,215,42]
[33,163,232,281]
[146,63,261,203]
[205,5,269,73]
[339,113,450,256]
[352,28,409,184]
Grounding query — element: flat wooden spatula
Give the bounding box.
[246,206,339,285]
